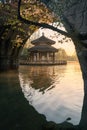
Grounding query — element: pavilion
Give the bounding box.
[28,33,58,64]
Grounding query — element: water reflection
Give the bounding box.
[19,65,66,93]
[19,62,84,125]
[0,70,47,130]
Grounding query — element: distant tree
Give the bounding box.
[55,48,67,61]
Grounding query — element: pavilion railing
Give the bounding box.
[19,59,67,65]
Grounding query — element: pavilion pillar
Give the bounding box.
[47,52,49,62]
[34,53,37,62]
[53,52,55,63]
[31,53,34,62]
[39,53,40,62]
[39,52,42,61]
[37,53,39,62]
[30,55,31,62]
[33,54,35,62]
[30,55,32,62]
[35,53,37,62]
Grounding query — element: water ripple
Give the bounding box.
[19,62,84,125]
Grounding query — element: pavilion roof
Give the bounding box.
[31,33,55,45]
[28,45,58,52]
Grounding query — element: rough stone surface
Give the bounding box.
[64,0,87,34]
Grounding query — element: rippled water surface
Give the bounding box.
[19,62,84,125]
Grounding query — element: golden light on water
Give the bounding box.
[19,61,84,125]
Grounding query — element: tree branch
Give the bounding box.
[18,0,72,38]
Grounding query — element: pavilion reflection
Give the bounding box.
[19,63,84,126]
[0,65,86,129]
[19,65,66,94]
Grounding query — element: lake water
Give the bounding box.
[19,61,84,125]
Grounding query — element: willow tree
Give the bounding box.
[18,0,87,129]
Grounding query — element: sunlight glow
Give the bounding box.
[39,28,75,56]
[19,62,84,125]
[29,25,75,56]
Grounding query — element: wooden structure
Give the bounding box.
[28,33,58,64]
